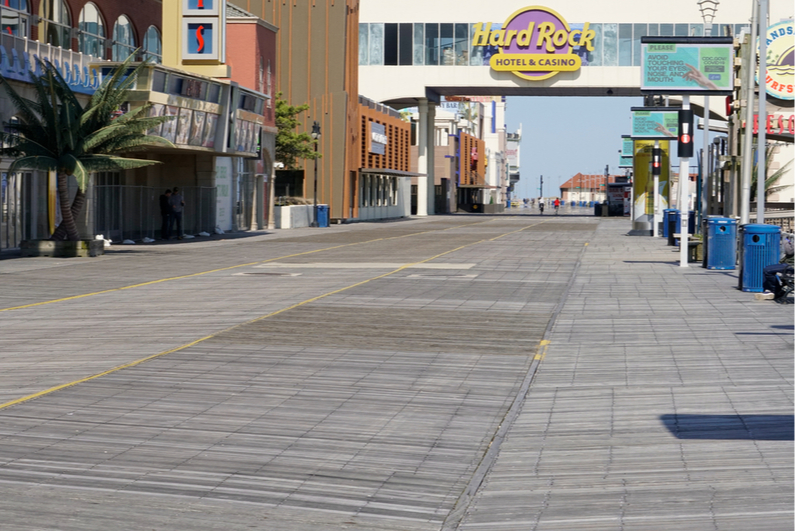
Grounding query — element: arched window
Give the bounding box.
[112,15,135,61]
[1,0,29,37]
[142,25,161,63]
[40,0,71,49]
[78,3,104,58]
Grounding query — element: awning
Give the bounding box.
[360,168,426,177]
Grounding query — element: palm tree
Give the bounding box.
[0,53,173,241]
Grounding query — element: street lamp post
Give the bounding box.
[310,121,321,227]
[698,0,719,229]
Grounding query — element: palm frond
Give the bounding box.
[8,155,58,173]
[79,154,162,172]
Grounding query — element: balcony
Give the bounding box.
[0,32,104,95]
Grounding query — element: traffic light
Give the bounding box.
[652,146,661,176]
[678,109,694,158]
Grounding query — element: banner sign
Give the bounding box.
[631,107,680,139]
[621,136,634,157]
[641,37,734,95]
[619,155,633,168]
[472,6,592,81]
[760,21,794,100]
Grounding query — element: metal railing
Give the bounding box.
[94,185,216,242]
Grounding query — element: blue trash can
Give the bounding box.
[663,209,678,238]
[316,204,330,228]
[740,224,780,292]
[706,217,737,270]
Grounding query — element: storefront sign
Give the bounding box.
[370,122,387,155]
[641,37,734,94]
[472,6,592,81]
[760,21,794,100]
[751,114,795,136]
[182,0,225,62]
[631,107,679,139]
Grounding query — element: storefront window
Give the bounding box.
[143,26,162,63]
[112,15,136,61]
[78,3,104,58]
[41,0,71,49]
[1,0,29,37]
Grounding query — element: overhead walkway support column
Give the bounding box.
[416,100,430,217]
[425,103,435,215]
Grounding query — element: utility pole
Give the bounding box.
[539,175,544,198]
[604,164,609,203]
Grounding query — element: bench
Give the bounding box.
[673,234,702,262]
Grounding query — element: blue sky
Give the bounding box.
[505,96,642,199]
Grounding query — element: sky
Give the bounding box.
[505,96,642,199]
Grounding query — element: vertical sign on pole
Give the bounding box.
[678,105,694,267]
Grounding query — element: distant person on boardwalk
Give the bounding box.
[159,189,172,240]
[539,199,544,215]
[554,198,560,214]
[169,187,185,240]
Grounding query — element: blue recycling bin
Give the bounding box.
[706,217,737,270]
[740,224,780,292]
[663,209,678,238]
[316,204,330,228]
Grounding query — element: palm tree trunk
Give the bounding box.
[50,188,85,241]
[56,172,80,241]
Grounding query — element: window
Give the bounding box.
[78,3,104,58]
[425,23,438,65]
[112,15,136,61]
[358,23,369,65]
[368,23,383,65]
[618,24,632,66]
[41,0,71,49]
[384,23,397,65]
[143,26,162,63]
[454,24,468,65]
[1,0,29,37]
[398,23,412,65]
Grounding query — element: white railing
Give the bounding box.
[0,32,104,93]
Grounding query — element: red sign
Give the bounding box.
[752,114,795,136]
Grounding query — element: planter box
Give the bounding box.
[20,239,105,258]
[274,205,315,229]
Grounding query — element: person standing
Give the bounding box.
[169,186,185,240]
[554,197,560,214]
[159,189,172,240]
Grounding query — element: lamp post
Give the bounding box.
[310,121,321,227]
[698,0,719,228]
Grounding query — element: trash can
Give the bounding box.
[316,204,330,228]
[740,224,780,292]
[665,209,679,246]
[706,217,737,270]
[594,203,602,216]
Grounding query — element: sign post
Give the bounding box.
[641,36,733,266]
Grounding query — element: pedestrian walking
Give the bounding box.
[554,198,560,215]
[169,186,185,239]
[159,189,172,240]
[539,199,544,215]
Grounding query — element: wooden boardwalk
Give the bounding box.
[0,216,790,530]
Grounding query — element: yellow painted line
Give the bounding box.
[584,242,589,246]
[0,219,498,313]
[534,340,551,361]
[0,219,544,411]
